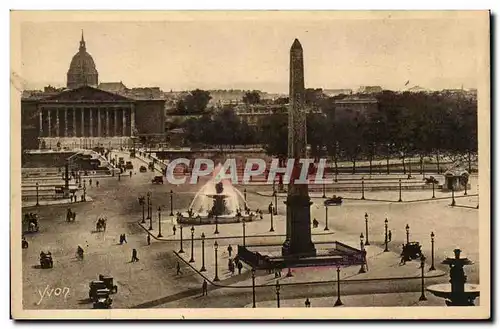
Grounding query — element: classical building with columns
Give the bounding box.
[21,33,165,150]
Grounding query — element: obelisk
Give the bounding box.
[282,39,316,257]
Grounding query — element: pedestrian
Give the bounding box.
[89,178,92,186]
[227,244,233,258]
[176,261,182,275]
[173,225,177,236]
[130,171,133,178]
[202,280,208,296]
[131,248,139,262]
[275,270,279,278]
[305,298,311,307]
[237,261,243,274]
[147,234,151,245]
[388,230,392,242]
[122,233,127,243]
[96,180,99,187]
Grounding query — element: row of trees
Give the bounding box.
[179,90,477,173]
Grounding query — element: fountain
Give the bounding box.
[177,164,259,225]
[427,248,480,306]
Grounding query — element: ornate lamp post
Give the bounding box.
[432,180,436,199]
[429,232,436,271]
[242,221,246,247]
[148,195,153,231]
[322,182,326,198]
[147,192,151,220]
[178,225,184,253]
[364,212,370,245]
[359,233,366,273]
[334,266,343,306]
[398,179,403,202]
[214,215,219,235]
[269,208,275,232]
[157,206,163,238]
[244,188,247,201]
[83,186,86,202]
[324,204,329,231]
[464,180,468,196]
[405,224,410,245]
[200,232,206,272]
[139,196,145,223]
[275,280,281,308]
[419,254,427,301]
[273,190,278,215]
[35,182,39,206]
[384,218,389,252]
[189,226,195,263]
[213,241,220,282]
[169,190,174,216]
[451,185,456,206]
[361,177,365,200]
[251,268,256,308]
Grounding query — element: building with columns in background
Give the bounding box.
[21,32,165,150]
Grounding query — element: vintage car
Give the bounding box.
[40,253,53,269]
[88,280,111,302]
[139,165,147,173]
[324,195,343,206]
[401,242,422,262]
[98,274,118,293]
[93,296,113,309]
[152,176,164,184]
[125,161,134,170]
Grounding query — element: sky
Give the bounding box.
[17,12,488,93]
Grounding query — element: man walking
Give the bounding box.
[227,244,233,258]
[131,248,139,262]
[388,230,392,242]
[202,280,208,296]
[176,261,182,275]
[237,260,243,275]
[147,234,151,245]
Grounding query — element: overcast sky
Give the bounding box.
[18,12,487,93]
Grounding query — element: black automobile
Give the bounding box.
[139,165,147,173]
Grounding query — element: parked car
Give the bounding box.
[125,161,134,170]
[139,166,147,173]
[152,176,164,184]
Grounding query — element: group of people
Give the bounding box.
[227,255,244,275]
[96,217,107,232]
[66,208,76,222]
[24,212,39,232]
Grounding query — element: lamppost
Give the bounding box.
[322,182,326,198]
[83,186,86,202]
[200,232,206,272]
[429,232,436,271]
[157,206,163,238]
[273,190,278,215]
[364,212,370,245]
[169,190,174,216]
[361,177,365,200]
[398,179,403,202]
[419,254,427,301]
[140,196,145,223]
[148,195,153,231]
[189,226,195,263]
[359,233,366,273]
[147,192,151,220]
[464,180,468,196]
[178,225,184,253]
[324,204,329,231]
[432,180,436,199]
[269,209,275,232]
[384,218,389,252]
[214,215,219,235]
[251,268,256,308]
[242,221,246,247]
[275,281,281,308]
[405,224,410,245]
[213,241,220,282]
[35,182,39,206]
[451,185,456,206]
[334,266,343,306]
[244,188,247,201]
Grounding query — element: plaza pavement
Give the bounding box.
[21,149,479,309]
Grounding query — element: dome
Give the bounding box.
[66,32,99,89]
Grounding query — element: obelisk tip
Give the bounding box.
[291,38,302,50]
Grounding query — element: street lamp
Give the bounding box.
[275,280,281,308]
[464,181,468,196]
[214,241,220,282]
[451,185,456,206]
[83,186,86,202]
[432,180,436,199]
[35,182,39,206]
[157,206,163,238]
[359,233,366,274]
[429,232,436,271]
[361,177,365,200]
[334,266,343,306]
[322,182,326,198]
[200,232,206,272]
[384,218,389,252]
[269,208,275,232]
[178,225,184,253]
[419,254,427,301]
[405,224,410,245]
[140,196,145,223]
[324,204,329,231]
[189,226,195,263]
[273,189,278,215]
[214,215,219,235]
[244,188,247,201]
[242,221,246,247]
[170,190,174,216]
[398,179,403,202]
[251,268,256,308]
[364,212,370,245]
[148,196,153,231]
[147,192,152,220]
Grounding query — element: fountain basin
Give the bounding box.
[177,213,260,225]
[427,283,480,306]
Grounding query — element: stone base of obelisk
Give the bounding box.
[281,194,317,258]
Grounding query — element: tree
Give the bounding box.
[183,89,212,114]
[242,91,261,105]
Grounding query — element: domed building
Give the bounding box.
[67,32,99,89]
